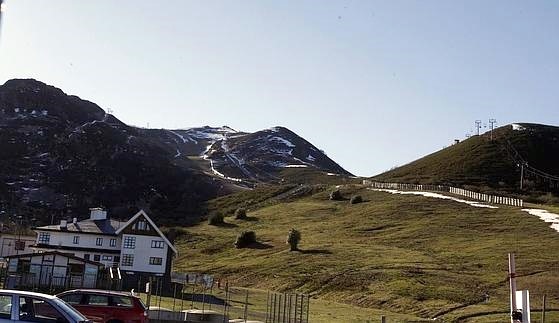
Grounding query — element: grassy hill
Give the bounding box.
[173,184,559,322]
[372,123,559,200]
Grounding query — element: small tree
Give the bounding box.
[235,231,256,248]
[330,189,342,200]
[234,208,247,220]
[350,195,363,204]
[286,228,301,251]
[208,213,224,225]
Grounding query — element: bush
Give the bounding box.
[286,228,301,251]
[234,208,247,219]
[330,189,342,200]
[208,213,224,225]
[350,195,363,204]
[235,231,256,248]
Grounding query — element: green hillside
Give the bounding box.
[174,184,559,322]
[373,123,559,198]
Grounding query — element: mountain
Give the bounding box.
[0,79,352,224]
[373,123,559,196]
[146,125,352,183]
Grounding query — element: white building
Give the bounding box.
[31,208,177,278]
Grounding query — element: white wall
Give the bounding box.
[36,230,121,251]
[119,234,168,274]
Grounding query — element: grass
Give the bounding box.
[173,184,559,322]
[373,123,559,199]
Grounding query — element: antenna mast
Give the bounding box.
[475,120,482,136]
[489,118,497,140]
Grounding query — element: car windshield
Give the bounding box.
[52,298,88,322]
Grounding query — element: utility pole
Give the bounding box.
[475,120,482,136]
[509,253,519,323]
[520,163,525,190]
[0,0,4,44]
[489,118,497,140]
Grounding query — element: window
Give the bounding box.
[109,238,116,247]
[73,236,80,244]
[15,240,25,250]
[95,238,103,246]
[86,294,109,306]
[38,232,50,244]
[101,255,112,261]
[0,295,11,319]
[60,293,83,305]
[135,220,148,231]
[123,236,136,249]
[19,297,68,323]
[149,257,163,265]
[84,254,90,261]
[93,255,100,262]
[121,254,134,266]
[151,240,164,248]
[111,296,133,308]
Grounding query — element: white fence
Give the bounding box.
[363,180,524,207]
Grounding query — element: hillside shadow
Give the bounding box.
[246,241,273,249]
[214,222,238,228]
[298,248,332,255]
[235,216,259,222]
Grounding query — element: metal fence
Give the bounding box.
[142,276,310,323]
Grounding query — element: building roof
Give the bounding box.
[34,218,127,236]
[6,250,105,267]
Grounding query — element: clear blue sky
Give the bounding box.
[1,1,558,176]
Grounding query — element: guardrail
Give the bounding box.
[363,180,523,207]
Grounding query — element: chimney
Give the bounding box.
[72,217,77,224]
[90,208,107,220]
[60,219,68,230]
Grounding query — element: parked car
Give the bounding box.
[0,289,90,323]
[57,289,148,323]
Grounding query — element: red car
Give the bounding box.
[57,289,148,323]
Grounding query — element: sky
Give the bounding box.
[0,1,558,176]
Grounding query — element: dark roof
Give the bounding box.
[34,219,127,235]
[32,244,121,254]
[5,251,104,267]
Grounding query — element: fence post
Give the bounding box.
[381,315,386,323]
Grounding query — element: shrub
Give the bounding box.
[350,195,363,204]
[208,213,224,225]
[286,228,301,251]
[235,231,256,248]
[330,189,342,200]
[234,208,247,220]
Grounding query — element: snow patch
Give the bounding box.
[306,154,316,161]
[371,189,499,209]
[512,124,526,131]
[521,209,559,233]
[269,136,295,147]
[168,130,197,144]
[284,165,308,168]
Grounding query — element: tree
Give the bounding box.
[286,228,301,251]
[234,208,247,220]
[330,189,342,200]
[208,212,224,225]
[235,231,256,248]
[350,195,363,204]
